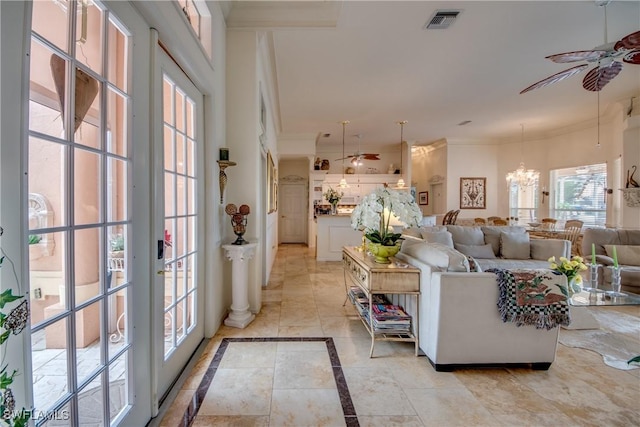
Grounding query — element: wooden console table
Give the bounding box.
[342,246,420,357]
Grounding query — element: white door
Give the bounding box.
[153,47,205,403]
[280,184,307,243]
[431,183,445,214]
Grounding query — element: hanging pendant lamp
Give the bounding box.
[339,121,350,188]
[395,120,407,188]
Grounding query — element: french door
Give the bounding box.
[26,1,151,425]
[153,46,205,403]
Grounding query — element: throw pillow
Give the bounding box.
[604,245,640,266]
[401,241,470,272]
[402,227,423,239]
[446,225,485,246]
[500,231,531,259]
[482,226,526,256]
[454,243,497,259]
[466,255,483,272]
[421,230,454,248]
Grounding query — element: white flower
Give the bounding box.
[350,186,422,245]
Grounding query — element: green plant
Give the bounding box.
[0,245,31,426]
[27,234,41,245]
[323,187,343,205]
[109,234,124,252]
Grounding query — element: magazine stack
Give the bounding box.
[370,304,411,333]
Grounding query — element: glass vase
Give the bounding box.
[607,266,625,296]
[331,202,338,215]
[583,264,602,292]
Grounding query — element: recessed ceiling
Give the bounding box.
[225,1,640,149]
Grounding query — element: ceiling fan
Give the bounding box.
[520,1,640,94]
[335,152,380,164]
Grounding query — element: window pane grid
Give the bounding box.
[550,163,607,227]
[29,3,133,423]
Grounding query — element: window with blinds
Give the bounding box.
[550,163,607,227]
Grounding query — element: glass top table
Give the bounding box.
[569,289,640,307]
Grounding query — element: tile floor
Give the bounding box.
[156,244,640,427]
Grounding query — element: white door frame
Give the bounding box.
[151,37,205,409]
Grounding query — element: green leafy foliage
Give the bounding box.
[0,290,22,310]
[27,235,41,245]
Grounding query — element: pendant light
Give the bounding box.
[395,120,407,188]
[339,120,350,188]
[506,124,540,188]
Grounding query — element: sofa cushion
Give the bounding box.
[454,243,497,259]
[400,241,469,272]
[476,258,549,271]
[501,232,530,259]
[446,225,485,246]
[482,226,526,256]
[421,230,454,248]
[604,245,640,266]
[402,226,446,239]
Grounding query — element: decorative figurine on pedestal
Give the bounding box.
[225,203,251,245]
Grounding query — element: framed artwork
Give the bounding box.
[460,177,486,209]
[418,191,428,205]
[267,151,276,213]
[259,90,267,133]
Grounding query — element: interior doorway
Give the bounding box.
[279,175,308,244]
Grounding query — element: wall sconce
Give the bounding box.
[217,147,236,204]
[541,187,549,204]
[604,187,613,204]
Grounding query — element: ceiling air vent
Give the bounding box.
[425,10,460,30]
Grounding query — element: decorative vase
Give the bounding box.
[331,202,338,215]
[607,266,625,296]
[567,275,582,297]
[583,264,602,292]
[368,242,401,264]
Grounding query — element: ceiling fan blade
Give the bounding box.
[622,49,640,65]
[362,154,380,160]
[615,31,640,51]
[546,50,607,63]
[520,64,588,94]
[582,61,623,91]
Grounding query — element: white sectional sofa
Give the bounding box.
[396,225,571,371]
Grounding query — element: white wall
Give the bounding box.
[410,103,638,226]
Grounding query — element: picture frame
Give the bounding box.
[259,90,267,134]
[267,150,276,213]
[418,191,428,205]
[460,177,486,209]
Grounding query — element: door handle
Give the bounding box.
[281,216,286,218]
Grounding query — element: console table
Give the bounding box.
[342,246,420,357]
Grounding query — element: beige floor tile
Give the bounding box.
[219,342,277,369]
[269,389,346,427]
[198,368,274,416]
[404,387,498,426]
[357,416,424,427]
[342,367,417,416]
[273,350,334,389]
[158,389,194,427]
[192,415,270,427]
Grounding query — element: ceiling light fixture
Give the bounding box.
[339,120,350,189]
[395,120,407,189]
[506,124,540,188]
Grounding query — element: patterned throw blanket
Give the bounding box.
[488,268,571,330]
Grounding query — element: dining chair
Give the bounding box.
[487,216,501,225]
[474,217,486,225]
[562,226,582,255]
[442,210,454,225]
[450,210,461,225]
[564,219,584,230]
[541,218,557,230]
[493,218,508,226]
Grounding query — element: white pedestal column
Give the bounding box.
[222,242,257,328]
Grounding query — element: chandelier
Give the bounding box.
[506,124,539,188]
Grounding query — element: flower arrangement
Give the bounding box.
[548,255,587,295]
[351,186,422,246]
[323,187,343,205]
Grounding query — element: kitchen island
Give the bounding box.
[316,214,363,261]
